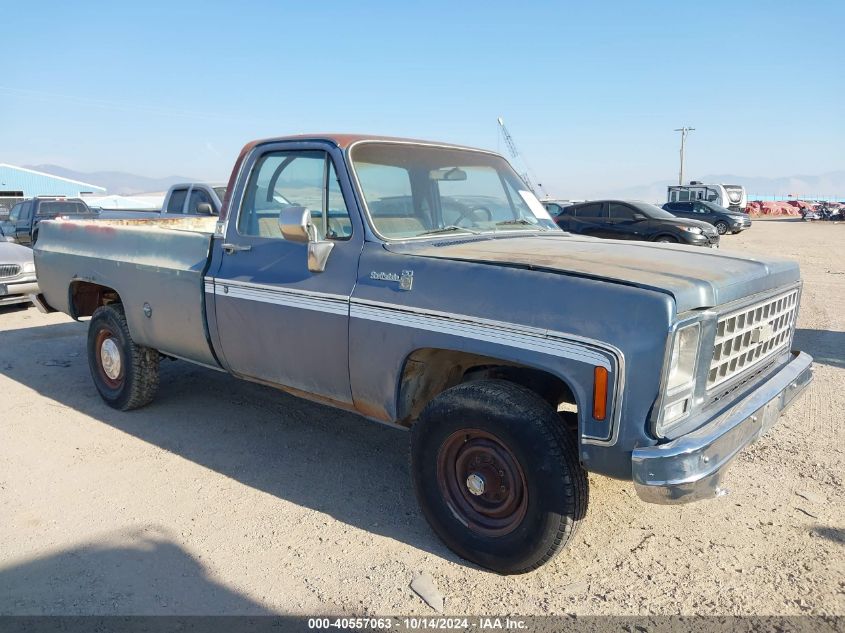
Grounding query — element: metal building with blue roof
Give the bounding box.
[0,164,106,198]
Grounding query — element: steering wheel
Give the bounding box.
[453,206,493,226]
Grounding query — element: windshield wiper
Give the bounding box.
[419,225,481,236]
[495,218,550,230]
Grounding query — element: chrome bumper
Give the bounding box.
[0,281,39,306]
[632,351,813,504]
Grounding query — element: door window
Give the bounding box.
[8,203,22,221]
[238,150,352,240]
[576,202,604,218]
[167,189,188,213]
[608,203,635,220]
[19,202,32,220]
[187,188,212,213]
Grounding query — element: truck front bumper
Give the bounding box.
[631,350,813,504]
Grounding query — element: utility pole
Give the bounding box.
[674,126,695,185]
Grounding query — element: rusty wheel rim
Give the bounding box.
[436,429,528,537]
[94,328,124,389]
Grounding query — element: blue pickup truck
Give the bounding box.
[33,134,813,574]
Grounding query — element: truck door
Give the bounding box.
[208,143,362,405]
[568,202,607,236]
[605,202,647,240]
[14,201,33,245]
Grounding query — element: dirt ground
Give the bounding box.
[0,218,842,617]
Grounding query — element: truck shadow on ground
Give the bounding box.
[793,328,845,370]
[0,318,465,568]
[0,528,272,615]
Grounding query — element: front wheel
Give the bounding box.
[410,380,588,574]
[656,236,677,243]
[87,304,160,410]
[714,221,729,235]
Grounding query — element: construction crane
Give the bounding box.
[497,117,547,198]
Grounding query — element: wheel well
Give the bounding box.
[396,348,578,429]
[69,280,122,318]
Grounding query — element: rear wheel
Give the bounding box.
[410,379,588,574]
[87,304,159,410]
[714,221,729,235]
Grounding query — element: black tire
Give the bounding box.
[31,231,38,246]
[656,235,677,243]
[410,379,588,574]
[87,304,159,410]
[714,221,729,235]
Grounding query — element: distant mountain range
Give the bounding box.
[24,164,200,195]
[591,171,845,203]
[24,163,845,201]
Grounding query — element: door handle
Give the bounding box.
[222,243,252,255]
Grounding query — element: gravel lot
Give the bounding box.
[1,218,842,616]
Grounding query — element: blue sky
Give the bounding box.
[2,0,843,197]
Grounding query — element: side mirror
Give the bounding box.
[279,206,311,243]
[278,206,334,272]
[633,213,647,221]
[196,202,214,215]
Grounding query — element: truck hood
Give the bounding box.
[390,233,799,313]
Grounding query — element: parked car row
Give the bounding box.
[27,133,813,575]
[545,199,721,247]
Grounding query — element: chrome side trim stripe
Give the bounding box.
[205,278,347,316]
[350,302,610,368]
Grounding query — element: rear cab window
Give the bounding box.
[36,201,87,216]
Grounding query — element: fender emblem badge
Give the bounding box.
[370,270,414,291]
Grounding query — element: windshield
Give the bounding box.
[350,143,559,239]
[213,186,227,201]
[628,200,678,219]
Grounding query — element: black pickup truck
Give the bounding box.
[0,197,99,246]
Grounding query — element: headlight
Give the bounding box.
[657,322,701,434]
[22,261,36,273]
[666,323,700,391]
[680,226,703,234]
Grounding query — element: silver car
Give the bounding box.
[0,240,39,307]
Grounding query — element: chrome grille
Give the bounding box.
[708,289,799,389]
[0,264,21,279]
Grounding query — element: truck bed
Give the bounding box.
[35,216,220,367]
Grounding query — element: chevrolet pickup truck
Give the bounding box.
[33,134,813,574]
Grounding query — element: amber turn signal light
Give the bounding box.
[593,366,608,421]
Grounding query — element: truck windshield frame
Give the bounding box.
[348,141,558,242]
